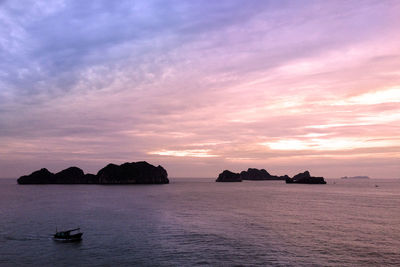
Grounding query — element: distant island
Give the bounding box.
[240,168,289,181]
[216,168,326,184]
[285,171,326,184]
[216,170,242,182]
[341,176,370,179]
[17,161,169,184]
[216,168,288,182]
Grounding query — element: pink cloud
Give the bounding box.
[1,1,400,178]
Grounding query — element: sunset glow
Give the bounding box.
[149,149,218,158]
[262,137,397,151]
[334,87,400,106]
[1,1,400,178]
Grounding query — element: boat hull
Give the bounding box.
[53,233,83,242]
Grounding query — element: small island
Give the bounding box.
[216,168,289,182]
[285,171,326,184]
[216,169,326,184]
[240,168,289,180]
[216,170,242,182]
[17,161,169,184]
[341,176,370,179]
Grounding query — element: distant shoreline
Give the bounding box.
[341,176,370,179]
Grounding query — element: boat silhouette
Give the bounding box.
[54,228,83,242]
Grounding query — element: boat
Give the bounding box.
[53,228,83,242]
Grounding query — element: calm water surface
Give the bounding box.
[0,178,399,266]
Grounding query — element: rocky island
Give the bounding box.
[216,168,289,182]
[17,161,169,184]
[216,170,242,182]
[285,171,326,184]
[240,168,289,180]
[216,169,326,184]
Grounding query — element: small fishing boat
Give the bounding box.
[54,228,83,242]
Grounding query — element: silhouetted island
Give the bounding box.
[240,168,289,180]
[341,176,370,179]
[285,171,326,184]
[216,170,242,182]
[216,168,289,182]
[17,161,169,184]
[216,169,325,184]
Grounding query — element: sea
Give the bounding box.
[0,178,399,266]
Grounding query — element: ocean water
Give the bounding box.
[0,178,399,266]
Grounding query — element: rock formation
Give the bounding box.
[54,167,85,184]
[97,161,169,184]
[17,168,55,184]
[216,170,242,182]
[240,168,289,180]
[285,171,326,184]
[17,161,169,184]
[83,173,99,184]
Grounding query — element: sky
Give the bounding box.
[1,0,400,178]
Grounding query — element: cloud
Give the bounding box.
[1,0,400,178]
[149,149,218,158]
[335,87,400,105]
[260,137,399,151]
